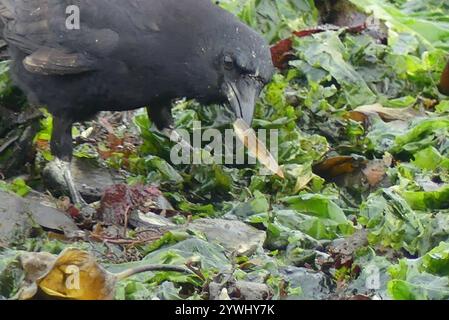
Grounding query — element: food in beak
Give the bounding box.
[233,118,285,178]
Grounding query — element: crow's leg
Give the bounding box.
[45,115,86,206]
[161,126,195,151]
[146,105,217,165]
[146,106,194,151]
[46,157,85,205]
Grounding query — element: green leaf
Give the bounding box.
[402,185,449,210]
[421,242,449,276]
[282,194,354,239]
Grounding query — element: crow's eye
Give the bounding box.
[224,56,234,70]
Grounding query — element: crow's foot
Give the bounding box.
[43,158,95,222]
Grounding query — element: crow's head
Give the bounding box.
[215,24,274,125]
[190,8,274,125]
[217,25,275,125]
[163,2,274,125]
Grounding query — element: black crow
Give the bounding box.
[0,0,274,206]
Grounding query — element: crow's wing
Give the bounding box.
[0,0,119,75]
[22,47,96,75]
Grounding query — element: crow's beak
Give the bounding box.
[227,77,262,126]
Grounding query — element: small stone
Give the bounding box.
[188,219,266,255]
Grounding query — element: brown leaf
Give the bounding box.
[439,60,449,95]
[270,24,367,69]
[16,248,193,300]
[37,248,115,300]
[270,38,295,69]
[17,252,57,300]
[362,162,385,187]
[362,154,393,187]
[314,156,366,179]
[314,154,392,188]
[349,103,420,122]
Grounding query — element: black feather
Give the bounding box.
[0,0,274,159]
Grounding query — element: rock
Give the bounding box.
[43,157,124,203]
[129,211,176,229]
[328,229,368,269]
[317,0,367,27]
[209,280,271,300]
[316,0,388,43]
[0,82,41,178]
[0,123,40,178]
[209,283,225,300]
[188,219,266,256]
[72,158,125,202]
[0,190,80,245]
[280,266,333,300]
[234,281,271,300]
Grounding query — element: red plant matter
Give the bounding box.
[439,61,449,95]
[66,205,81,220]
[97,117,136,168]
[97,184,163,226]
[270,24,367,69]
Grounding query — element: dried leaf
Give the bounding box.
[315,154,392,188]
[349,103,420,122]
[362,154,392,187]
[439,60,449,95]
[233,119,284,178]
[16,252,57,299]
[314,156,365,179]
[37,248,115,300]
[16,248,194,300]
[270,25,367,69]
